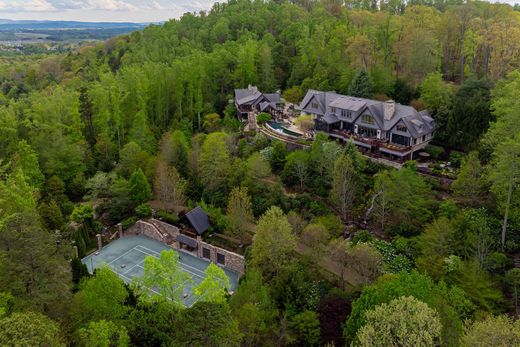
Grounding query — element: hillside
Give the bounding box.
[1,0,520,345]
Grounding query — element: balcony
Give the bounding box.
[328,129,412,154]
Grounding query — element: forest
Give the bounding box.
[2,0,520,345]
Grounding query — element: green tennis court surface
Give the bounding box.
[82,235,239,307]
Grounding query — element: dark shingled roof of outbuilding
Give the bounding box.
[185,206,211,235]
[176,233,198,248]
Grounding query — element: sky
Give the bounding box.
[0,0,517,23]
[0,0,219,22]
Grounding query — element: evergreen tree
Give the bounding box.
[348,70,372,98]
[128,168,152,205]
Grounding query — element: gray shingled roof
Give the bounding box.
[329,96,367,112]
[235,87,280,107]
[322,113,340,124]
[176,234,198,248]
[185,206,211,235]
[300,90,434,138]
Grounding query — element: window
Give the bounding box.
[422,135,426,141]
[397,125,407,132]
[311,102,319,109]
[202,247,211,259]
[361,114,374,125]
[341,110,351,118]
[358,126,377,138]
[392,133,410,146]
[217,253,226,265]
[331,107,336,113]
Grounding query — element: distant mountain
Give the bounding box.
[0,19,152,30]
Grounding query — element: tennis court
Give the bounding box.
[82,235,239,307]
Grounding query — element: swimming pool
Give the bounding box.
[268,121,303,138]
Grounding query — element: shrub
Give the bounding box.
[135,203,152,219]
[425,144,444,160]
[121,216,138,230]
[156,210,179,224]
[449,151,465,168]
[352,230,374,244]
[256,112,271,124]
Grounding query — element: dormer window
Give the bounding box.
[331,107,336,113]
[341,110,351,118]
[397,125,407,132]
[361,114,374,125]
[311,102,319,109]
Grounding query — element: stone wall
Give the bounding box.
[197,237,245,275]
[124,218,245,276]
[125,220,174,244]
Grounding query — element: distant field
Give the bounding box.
[0,19,150,43]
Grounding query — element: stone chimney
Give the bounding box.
[384,100,395,121]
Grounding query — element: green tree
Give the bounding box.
[70,267,129,329]
[128,168,152,205]
[251,206,296,278]
[462,315,520,347]
[0,170,71,318]
[226,186,254,243]
[290,310,321,347]
[348,69,372,98]
[230,269,277,346]
[506,268,520,316]
[177,302,242,347]
[368,166,434,234]
[419,72,453,113]
[133,250,192,306]
[76,320,130,347]
[269,141,287,173]
[446,78,491,149]
[154,159,186,207]
[489,134,520,250]
[194,263,230,303]
[0,311,64,347]
[452,151,486,204]
[357,296,442,347]
[10,140,44,189]
[283,150,310,190]
[199,132,231,200]
[344,271,474,346]
[330,154,357,220]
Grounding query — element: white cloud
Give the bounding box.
[85,0,137,11]
[5,0,55,12]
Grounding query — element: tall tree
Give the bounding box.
[348,69,372,98]
[194,263,230,303]
[133,250,192,306]
[128,168,152,205]
[226,186,254,243]
[330,154,357,221]
[251,206,296,278]
[357,296,442,347]
[154,160,186,207]
[199,132,231,200]
[489,134,520,250]
[0,170,71,318]
[70,267,129,329]
[0,311,64,347]
[451,152,486,204]
[76,320,129,347]
[230,269,277,346]
[462,315,520,347]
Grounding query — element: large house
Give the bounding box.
[300,90,435,161]
[234,85,282,120]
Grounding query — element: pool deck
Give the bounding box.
[82,235,239,306]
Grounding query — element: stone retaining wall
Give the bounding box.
[197,237,245,275]
[124,218,245,275]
